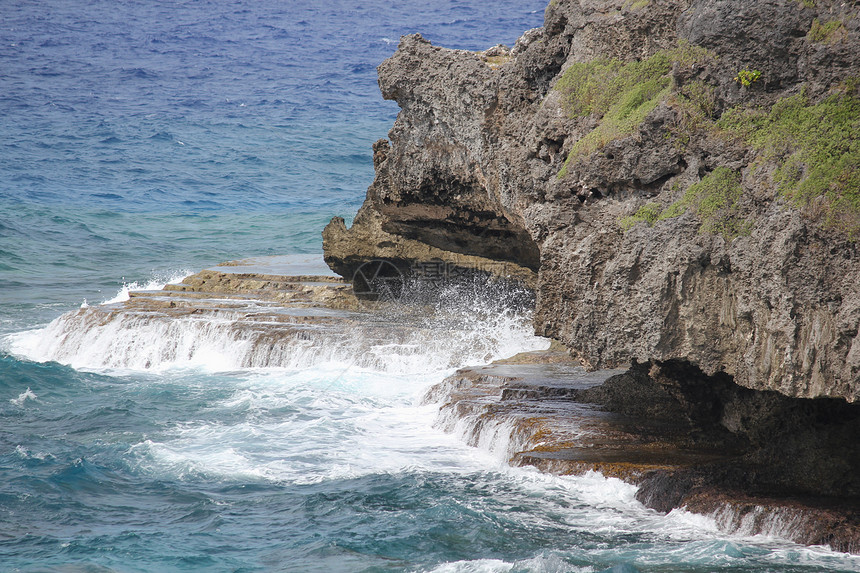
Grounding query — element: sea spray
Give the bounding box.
[3,285,860,571]
[100,270,194,305]
[7,273,860,570]
[9,387,37,406]
[6,275,548,373]
[431,397,537,462]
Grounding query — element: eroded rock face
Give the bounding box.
[323,36,540,288]
[323,0,860,402]
[539,206,860,402]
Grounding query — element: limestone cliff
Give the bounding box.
[323,0,860,404]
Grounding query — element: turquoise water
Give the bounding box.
[2,1,860,571]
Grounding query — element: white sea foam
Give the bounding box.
[7,274,853,568]
[7,278,548,374]
[123,359,716,559]
[126,366,493,484]
[14,445,53,461]
[9,387,37,406]
[111,360,860,572]
[101,270,193,305]
[6,307,547,374]
[435,405,533,462]
[8,312,254,372]
[426,555,591,573]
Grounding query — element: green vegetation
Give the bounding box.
[661,167,750,238]
[622,0,650,10]
[621,87,860,239]
[734,69,761,87]
[718,89,860,237]
[799,0,815,7]
[555,41,713,176]
[665,80,718,147]
[556,33,859,239]
[619,169,750,239]
[677,80,717,118]
[807,18,845,43]
[619,202,662,231]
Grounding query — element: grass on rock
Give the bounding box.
[555,42,712,176]
[718,88,860,237]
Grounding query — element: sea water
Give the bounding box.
[2,1,859,571]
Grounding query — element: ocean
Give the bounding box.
[2,1,859,571]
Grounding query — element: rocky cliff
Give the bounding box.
[324,0,860,404]
[322,0,860,515]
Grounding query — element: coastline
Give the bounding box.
[424,350,860,553]
[319,0,860,554]
[22,255,855,554]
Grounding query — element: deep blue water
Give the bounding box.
[2,2,860,572]
[0,0,546,327]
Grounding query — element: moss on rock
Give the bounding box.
[718,88,860,237]
[660,167,750,239]
[807,18,846,44]
[619,202,662,231]
[619,168,750,240]
[555,41,713,176]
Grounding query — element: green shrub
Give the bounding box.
[734,69,761,87]
[622,0,650,10]
[617,170,751,239]
[554,42,713,176]
[718,90,860,237]
[659,168,751,239]
[678,80,717,118]
[665,81,718,147]
[619,202,662,230]
[807,18,845,43]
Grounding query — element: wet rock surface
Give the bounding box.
[426,352,860,552]
[35,256,541,373]
[28,257,368,370]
